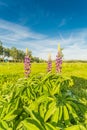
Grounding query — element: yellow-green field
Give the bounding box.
[0,62,87,79]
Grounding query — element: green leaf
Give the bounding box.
[22,118,44,130]
[64,125,80,130]
[51,107,59,123]
[0,120,9,129]
[79,124,87,130]
[44,102,56,122]
[37,95,47,104]
[66,103,78,121]
[23,120,40,130]
[3,113,17,121]
[58,105,63,121]
[63,106,70,125]
[45,122,60,130]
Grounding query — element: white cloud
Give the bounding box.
[58,17,72,28]
[0,19,87,60]
[58,19,66,27]
[63,45,87,60]
[32,30,87,60]
[0,19,45,41]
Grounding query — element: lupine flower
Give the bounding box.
[47,53,52,72]
[56,44,62,73]
[24,48,31,77]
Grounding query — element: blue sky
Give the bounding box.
[0,0,87,60]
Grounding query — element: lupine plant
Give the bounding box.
[47,53,52,72]
[0,73,87,130]
[24,48,31,77]
[56,44,63,73]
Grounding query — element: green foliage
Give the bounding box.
[0,73,87,130]
[0,42,45,62]
[0,40,3,55]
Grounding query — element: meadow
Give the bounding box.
[0,62,87,130]
[0,62,87,83]
[0,62,87,77]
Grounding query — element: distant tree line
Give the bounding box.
[64,60,87,63]
[0,41,45,63]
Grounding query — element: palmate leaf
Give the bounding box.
[66,103,79,122]
[2,107,17,121]
[0,105,7,119]
[26,87,31,98]
[23,106,32,116]
[79,124,87,130]
[22,118,44,130]
[22,120,40,130]
[64,125,80,130]
[14,97,21,110]
[16,122,23,130]
[58,105,63,121]
[5,103,12,114]
[0,120,12,130]
[77,102,87,114]
[19,117,61,130]
[63,105,70,125]
[51,107,60,123]
[42,73,53,82]
[64,124,86,130]
[3,114,17,122]
[44,101,56,122]
[36,94,48,104]
[23,106,43,123]
[23,107,47,129]
[0,120,9,130]
[39,103,46,118]
[51,83,61,95]
[26,100,38,111]
[45,122,60,130]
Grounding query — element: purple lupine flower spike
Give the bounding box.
[56,44,63,73]
[24,48,31,77]
[47,53,52,72]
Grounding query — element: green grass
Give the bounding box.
[0,62,87,79]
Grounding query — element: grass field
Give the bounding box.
[0,62,87,129]
[0,62,87,78]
